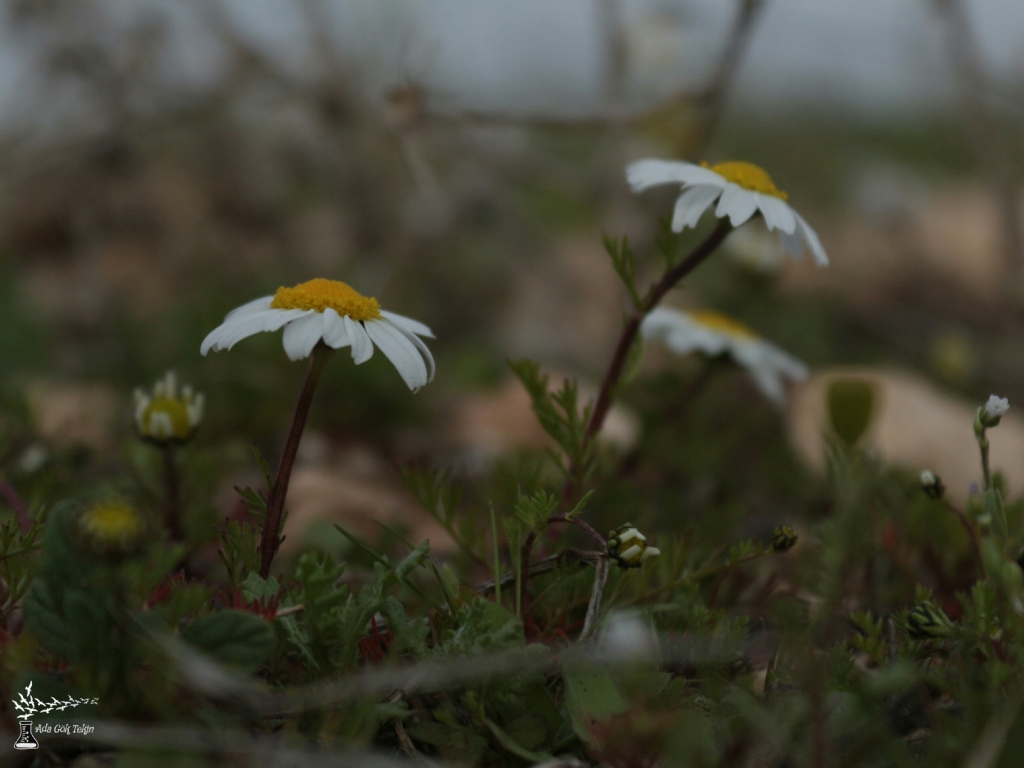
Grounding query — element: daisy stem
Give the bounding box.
[259,344,332,578]
[564,220,732,505]
[161,444,184,542]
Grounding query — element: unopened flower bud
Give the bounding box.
[78,500,145,558]
[771,525,798,553]
[920,470,945,500]
[134,371,204,444]
[607,523,660,569]
[906,600,954,640]
[979,395,1009,428]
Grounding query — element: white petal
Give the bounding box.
[757,195,797,234]
[626,159,726,192]
[733,340,807,408]
[715,184,758,227]
[365,319,428,391]
[322,308,351,348]
[281,312,325,361]
[794,211,828,266]
[641,308,728,357]
[779,228,804,258]
[200,309,311,355]
[380,317,435,383]
[380,310,435,339]
[670,185,722,232]
[224,295,274,321]
[344,315,374,364]
[216,309,310,351]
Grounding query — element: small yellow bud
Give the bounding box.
[78,500,145,557]
[771,525,798,553]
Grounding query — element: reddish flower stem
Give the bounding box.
[259,344,332,578]
[562,220,733,505]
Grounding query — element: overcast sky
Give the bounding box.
[0,0,1021,129]
[217,0,1024,115]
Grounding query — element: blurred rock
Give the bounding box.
[784,182,1020,303]
[21,240,170,325]
[788,367,1024,501]
[26,379,118,450]
[498,233,625,368]
[449,375,639,466]
[279,441,457,556]
[285,204,355,273]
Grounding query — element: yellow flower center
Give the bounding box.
[270,278,381,321]
[79,501,144,547]
[142,398,193,440]
[703,161,788,200]
[689,310,758,341]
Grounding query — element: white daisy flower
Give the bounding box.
[134,370,204,442]
[626,158,828,266]
[641,307,807,408]
[200,278,435,392]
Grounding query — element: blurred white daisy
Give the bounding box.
[201,278,435,392]
[134,370,204,442]
[642,307,808,407]
[626,159,828,266]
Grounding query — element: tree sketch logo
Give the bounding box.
[11,681,98,750]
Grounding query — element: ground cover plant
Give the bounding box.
[2,2,1024,767]
[2,150,1024,767]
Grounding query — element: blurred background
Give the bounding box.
[0,0,1022,572]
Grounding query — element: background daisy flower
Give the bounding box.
[641,307,808,408]
[627,159,828,266]
[133,371,204,443]
[200,278,435,392]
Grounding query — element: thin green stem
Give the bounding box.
[259,345,332,578]
[489,503,501,605]
[980,436,992,489]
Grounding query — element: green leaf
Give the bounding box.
[21,580,76,660]
[182,610,275,673]
[252,443,273,491]
[406,721,490,764]
[602,235,642,308]
[241,572,281,602]
[826,378,875,447]
[561,649,629,746]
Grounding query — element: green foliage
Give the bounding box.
[826,377,876,447]
[22,500,115,665]
[182,610,275,673]
[602,235,642,308]
[509,359,594,481]
[0,507,42,620]
[217,519,261,589]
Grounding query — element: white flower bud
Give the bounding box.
[982,395,1009,426]
[985,395,1009,417]
[607,524,661,568]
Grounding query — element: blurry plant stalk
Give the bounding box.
[563,219,733,505]
[161,444,183,541]
[975,396,1009,490]
[259,343,332,577]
